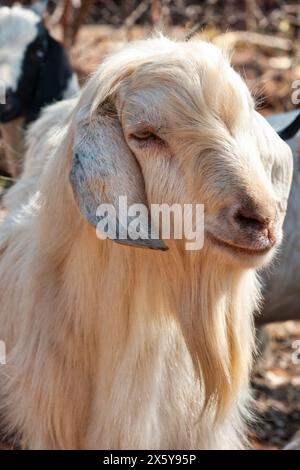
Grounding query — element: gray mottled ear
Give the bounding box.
[28,0,48,17]
[69,114,168,251]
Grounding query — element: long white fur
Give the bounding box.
[0,36,292,449]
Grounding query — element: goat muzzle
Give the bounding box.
[206,199,279,260]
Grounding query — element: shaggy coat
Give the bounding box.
[0,37,292,449]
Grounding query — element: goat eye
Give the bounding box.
[129,130,164,148]
[131,130,156,140]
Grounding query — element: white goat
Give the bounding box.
[0,37,292,449]
[0,2,79,178]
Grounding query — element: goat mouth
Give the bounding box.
[206,232,274,257]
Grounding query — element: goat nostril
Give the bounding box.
[234,210,269,233]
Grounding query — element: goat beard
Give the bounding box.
[160,243,259,421]
[101,238,259,423]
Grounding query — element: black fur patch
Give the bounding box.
[0,21,75,125]
[278,112,300,141]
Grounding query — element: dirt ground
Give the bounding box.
[1,8,300,449]
[250,322,300,449]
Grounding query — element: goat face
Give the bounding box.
[69,38,293,268]
[0,4,76,125]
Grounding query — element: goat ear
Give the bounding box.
[69,112,168,251]
[25,35,73,124]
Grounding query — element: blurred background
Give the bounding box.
[1,0,300,450]
[2,0,300,115]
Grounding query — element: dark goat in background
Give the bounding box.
[0,1,79,177]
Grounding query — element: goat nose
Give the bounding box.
[233,205,275,240]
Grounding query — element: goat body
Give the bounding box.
[0,37,292,449]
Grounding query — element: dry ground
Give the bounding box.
[251,322,300,449]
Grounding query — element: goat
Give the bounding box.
[0,1,79,178]
[0,36,292,449]
[256,110,300,325]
